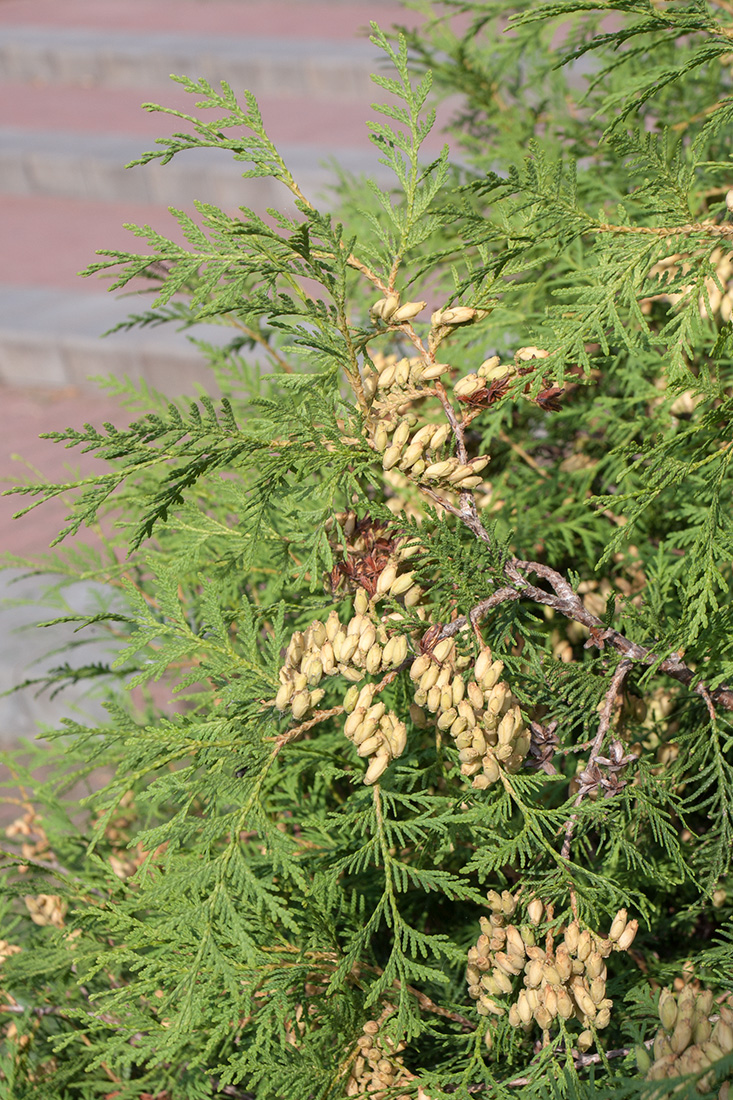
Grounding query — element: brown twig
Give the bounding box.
[593,221,733,240]
[434,552,733,712]
[561,659,632,862]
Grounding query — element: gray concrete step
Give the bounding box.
[0,25,384,99]
[0,126,390,208]
[0,286,233,393]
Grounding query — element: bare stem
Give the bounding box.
[561,659,632,862]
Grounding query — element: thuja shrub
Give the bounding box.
[2,2,733,1097]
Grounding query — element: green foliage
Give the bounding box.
[2,4,733,1098]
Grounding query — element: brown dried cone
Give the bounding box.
[643,986,733,1095]
[274,595,412,784]
[410,644,530,789]
[347,1019,414,1099]
[467,895,638,1050]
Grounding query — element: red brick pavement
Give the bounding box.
[0,0,415,38]
[0,384,126,558]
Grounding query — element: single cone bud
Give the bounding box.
[389,721,408,758]
[430,423,452,450]
[432,638,455,663]
[534,1005,553,1029]
[493,968,513,995]
[376,564,398,596]
[422,362,451,381]
[467,681,484,710]
[694,1017,712,1045]
[526,959,544,988]
[390,572,416,597]
[343,685,360,713]
[670,1019,693,1054]
[382,444,403,471]
[478,355,501,375]
[422,459,457,480]
[517,991,533,1025]
[340,634,359,664]
[508,1003,521,1028]
[377,363,397,391]
[557,988,575,1019]
[364,751,390,785]
[363,370,377,400]
[403,584,423,606]
[435,306,478,326]
[400,442,425,470]
[515,345,550,362]
[577,1030,593,1052]
[482,661,505,693]
[380,293,401,321]
[481,996,505,1018]
[543,964,561,986]
[358,622,377,654]
[353,718,377,745]
[325,610,340,641]
[609,909,628,942]
[527,898,544,925]
[636,1046,652,1074]
[712,1019,733,1052]
[595,1006,611,1029]
[354,588,369,615]
[410,654,431,681]
[357,734,383,758]
[474,649,492,681]
[577,931,593,961]
[447,462,478,484]
[438,707,459,731]
[659,989,678,1031]
[391,300,427,323]
[392,420,411,448]
[275,682,294,710]
[409,704,427,729]
[419,664,440,693]
[505,925,525,958]
[654,1032,673,1061]
[481,756,500,784]
[303,656,323,686]
[452,474,484,489]
[615,919,638,951]
[564,922,580,954]
[365,646,382,674]
[452,675,466,706]
[585,952,604,979]
[370,298,386,319]
[574,988,597,1020]
[291,691,311,720]
[453,374,483,397]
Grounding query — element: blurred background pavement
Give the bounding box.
[0,0,456,746]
